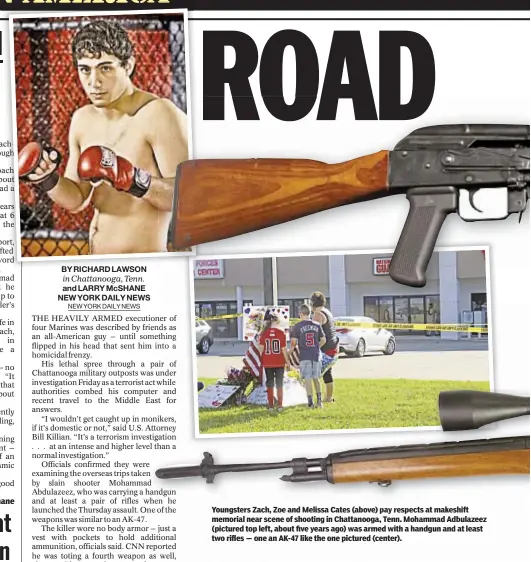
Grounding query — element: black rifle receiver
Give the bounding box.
[439,390,530,431]
[388,124,529,286]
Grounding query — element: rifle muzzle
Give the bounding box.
[439,390,530,431]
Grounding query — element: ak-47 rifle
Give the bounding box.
[171,124,530,287]
[156,392,530,486]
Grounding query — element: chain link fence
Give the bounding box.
[14,14,187,257]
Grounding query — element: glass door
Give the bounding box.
[425,295,440,336]
[196,302,213,319]
[379,297,393,323]
[393,297,410,334]
[212,302,229,338]
[364,297,379,321]
[471,292,488,333]
[225,302,239,338]
[410,297,425,324]
[279,298,307,320]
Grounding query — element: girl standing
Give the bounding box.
[259,312,290,411]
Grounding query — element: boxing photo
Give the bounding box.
[10,10,193,260]
[191,247,493,437]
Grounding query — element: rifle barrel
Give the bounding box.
[155,452,323,483]
[156,461,294,480]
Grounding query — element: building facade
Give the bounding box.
[193,250,488,340]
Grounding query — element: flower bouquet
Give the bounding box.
[218,366,257,390]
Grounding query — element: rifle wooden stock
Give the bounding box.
[172,151,389,248]
[331,449,530,484]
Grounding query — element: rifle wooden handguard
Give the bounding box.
[172,151,389,248]
[332,450,530,484]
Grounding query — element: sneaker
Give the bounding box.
[268,407,274,412]
[277,407,283,412]
[316,401,323,409]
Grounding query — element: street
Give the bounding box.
[197,338,491,382]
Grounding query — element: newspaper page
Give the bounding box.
[0,2,529,562]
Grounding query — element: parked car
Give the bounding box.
[335,316,396,358]
[195,318,214,354]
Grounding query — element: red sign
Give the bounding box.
[194,259,224,279]
[373,257,392,275]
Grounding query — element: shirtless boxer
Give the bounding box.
[18,20,188,255]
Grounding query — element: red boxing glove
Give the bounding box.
[77,146,151,198]
[18,141,61,192]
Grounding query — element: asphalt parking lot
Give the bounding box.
[197,337,490,382]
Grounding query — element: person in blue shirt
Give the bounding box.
[290,304,326,408]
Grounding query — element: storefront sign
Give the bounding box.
[373,257,392,275]
[194,259,224,279]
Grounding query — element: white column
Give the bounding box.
[236,286,243,340]
[272,256,278,305]
[328,255,348,316]
[439,251,460,340]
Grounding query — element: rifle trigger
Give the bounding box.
[468,188,482,213]
[370,480,392,487]
[519,211,524,223]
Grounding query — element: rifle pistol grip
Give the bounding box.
[389,187,457,287]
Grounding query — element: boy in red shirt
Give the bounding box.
[258,312,290,411]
